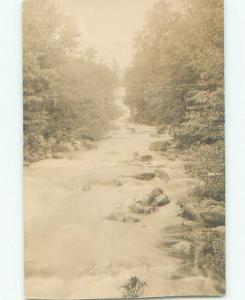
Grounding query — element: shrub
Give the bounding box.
[120,275,147,298]
[192,228,225,279]
[188,141,225,202]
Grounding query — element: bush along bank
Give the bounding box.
[23,0,119,164]
[124,0,225,285]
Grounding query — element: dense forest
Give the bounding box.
[23,0,118,162]
[125,0,224,283]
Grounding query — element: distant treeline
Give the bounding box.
[125,0,224,281]
[23,0,118,162]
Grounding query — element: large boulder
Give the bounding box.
[180,199,225,227]
[149,141,170,151]
[154,194,170,207]
[145,188,170,207]
[180,202,198,221]
[130,188,170,215]
[200,205,225,227]
[146,188,163,205]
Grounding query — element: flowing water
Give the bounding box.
[24,87,218,299]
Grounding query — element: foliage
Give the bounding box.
[188,141,225,202]
[125,0,223,128]
[120,275,147,298]
[192,228,225,279]
[23,0,118,161]
[125,0,224,281]
[176,89,224,147]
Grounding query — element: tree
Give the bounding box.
[23,0,118,161]
[124,0,224,280]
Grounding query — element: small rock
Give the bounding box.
[82,184,91,191]
[139,155,153,162]
[149,141,170,151]
[154,169,170,181]
[113,179,122,186]
[132,173,156,181]
[130,204,146,214]
[107,212,140,223]
[129,203,154,215]
[52,152,64,159]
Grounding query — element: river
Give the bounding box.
[24,87,218,299]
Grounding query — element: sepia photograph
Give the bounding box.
[23,0,225,298]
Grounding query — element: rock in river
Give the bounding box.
[146,188,170,207]
[146,188,163,205]
[149,141,170,151]
[154,194,170,207]
[154,169,170,181]
[139,155,153,162]
[200,205,225,227]
[132,173,156,181]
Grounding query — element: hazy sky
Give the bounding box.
[59,0,159,69]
